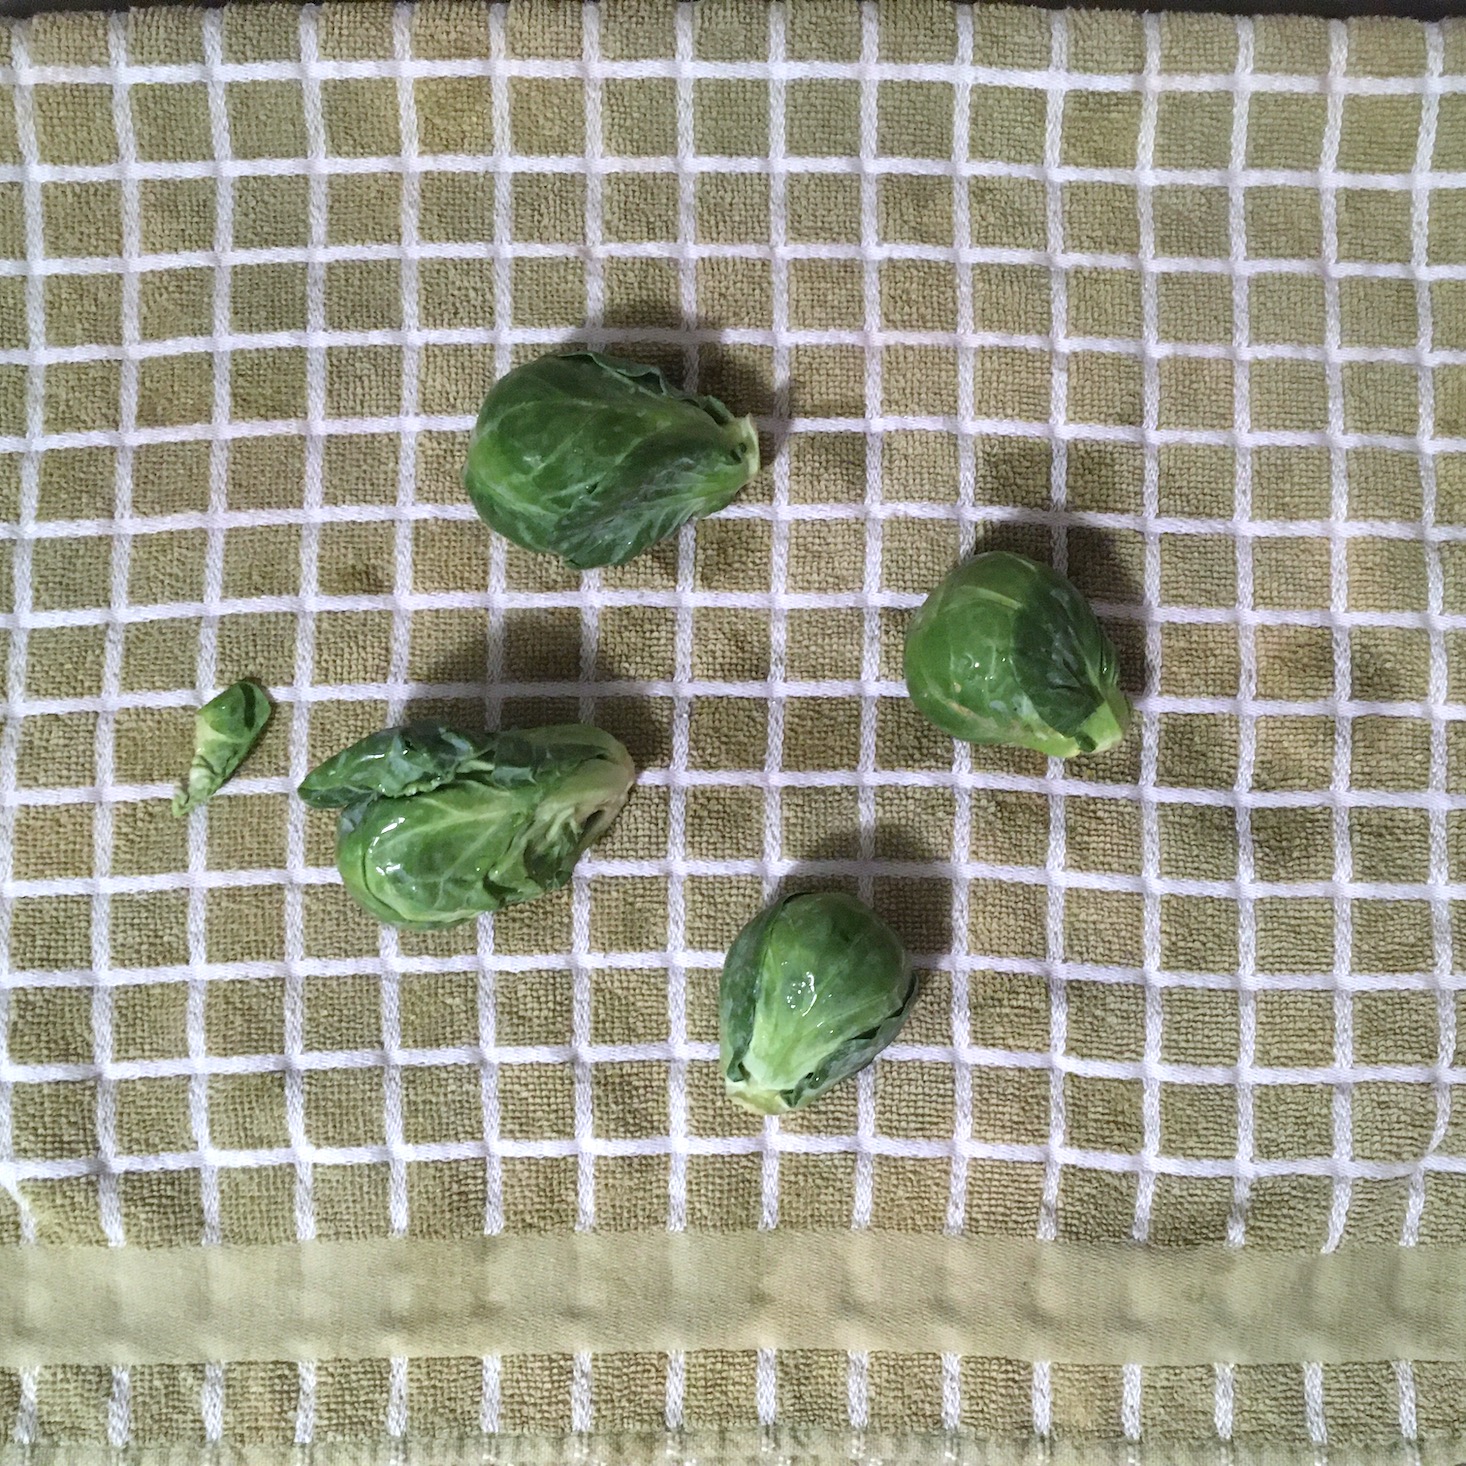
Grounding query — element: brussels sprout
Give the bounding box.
[463,351,760,570]
[720,891,916,1115]
[904,551,1131,759]
[298,722,635,931]
[172,678,272,816]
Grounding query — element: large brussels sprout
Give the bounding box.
[904,551,1131,759]
[299,723,635,931]
[463,351,760,570]
[172,678,272,816]
[720,891,916,1115]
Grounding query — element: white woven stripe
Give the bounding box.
[1405,22,1457,1253]
[945,0,976,1250]
[0,15,41,1248]
[1320,20,1355,1258]
[1227,15,1260,1255]
[1133,11,1163,1252]
[0,8,1455,1445]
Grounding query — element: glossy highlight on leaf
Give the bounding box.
[720,891,916,1115]
[463,351,760,570]
[299,722,636,931]
[904,551,1132,759]
[171,679,273,817]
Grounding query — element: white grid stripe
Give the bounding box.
[290,7,329,1441]
[0,6,1454,1448]
[1321,21,1355,1257]
[848,3,881,1428]
[1227,16,1260,1257]
[1404,22,1456,1254]
[1033,11,1069,1436]
[1133,12,1163,1253]
[0,14,43,1248]
[476,0,507,1423]
[944,0,975,1251]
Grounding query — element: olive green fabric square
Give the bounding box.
[971,264,1049,336]
[1353,626,1429,701]
[1063,183,1140,255]
[1348,448,1422,519]
[1251,359,1328,434]
[1161,624,1231,697]
[697,173,769,242]
[1253,446,1331,520]
[1339,189,1412,264]
[1151,186,1226,258]
[44,360,119,436]
[973,346,1050,422]
[967,178,1044,252]
[1159,534,1235,608]
[508,78,583,156]
[693,0,766,60]
[1158,357,1233,431]
[1246,94,1325,170]
[12,1079,97,1160]
[1068,269,1140,341]
[1255,625,1333,701]
[884,346,956,417]
[1154,91,1232,170]
[1339,276,1419,349]
[879,260,954,332]
[878,175,951,246]
[1157,443,1232,519]
[1354,989,1440,1064]
[1161,1084,1237,1160]
[1061,91,1140,170]
[1250,275,1325,346]
[1252,14,1330,73]
[1358,715,1430,791]
[1246,188,1321,260]
[1254,1084,1334,1159]
[695,80,767,156]
[1351,358,1424,439]
[970,86,1044,163]
[8,987,93,1066]
[1157,713,1238,790]
[1354,900,1433,973]
[28,624,107,700]
[1157,273,1232,344]
[1339,95,1421,174]
[1065,979,1142,1060]
[1351,537,1428,612]
[33,84,116,167]
[44,273,121,348]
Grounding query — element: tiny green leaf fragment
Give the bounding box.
[172,679,273,817]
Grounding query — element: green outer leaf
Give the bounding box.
[307,722,636,931]
[720,890,915,1115]
[463,351,760,569]
[904,551,1132,759]
[297,723,496,808]
[171,679,273,817]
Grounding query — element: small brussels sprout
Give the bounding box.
[299,722,635,931]
[463,351,760,570]
[904,551,1131,759]
[172,678,272,816]
[720,891,916,1115]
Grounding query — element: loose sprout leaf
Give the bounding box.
[719,891,916,1115]
[171,679,273,817]
[463,350,760,569]
[300,722,635,931]
[904,551,1131,759]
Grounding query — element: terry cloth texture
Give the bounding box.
[2,0,1466,1459]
